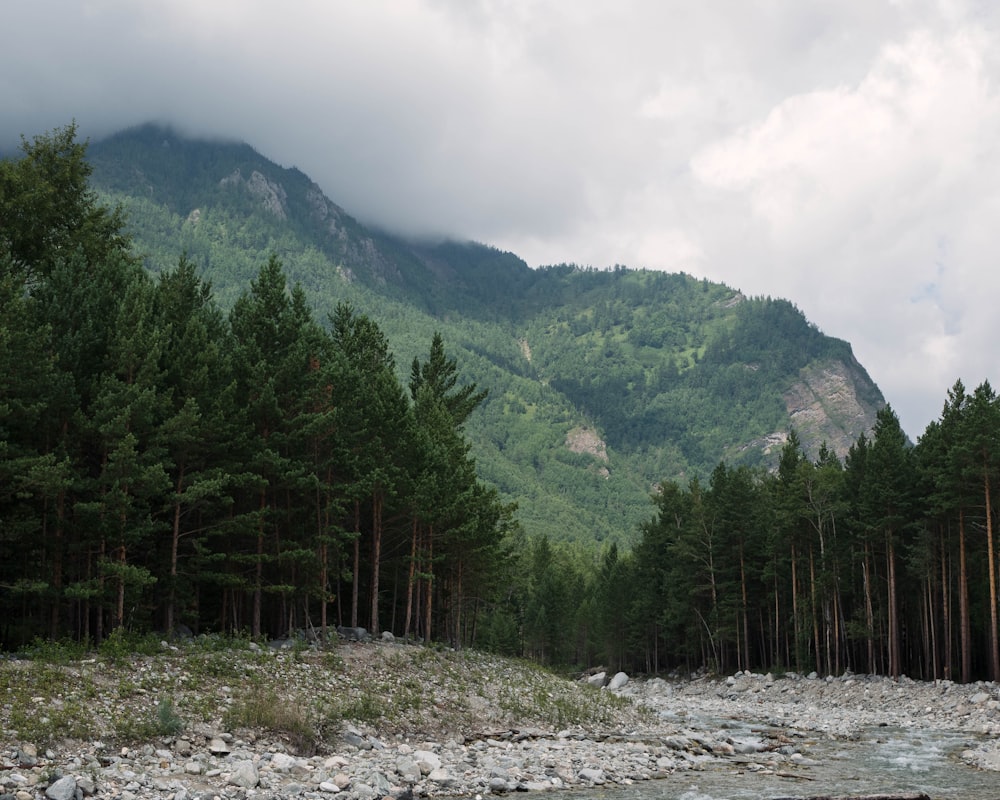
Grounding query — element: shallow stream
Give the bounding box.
[578,721,999,800]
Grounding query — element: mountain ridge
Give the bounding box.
[86,123,887,545]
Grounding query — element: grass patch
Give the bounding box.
[18,636,90,664]
[9,696,97,746]
[223,684,315,753]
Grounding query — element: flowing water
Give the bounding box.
[567,722,1000,800]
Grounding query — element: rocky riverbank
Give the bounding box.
[3,638,1000,799]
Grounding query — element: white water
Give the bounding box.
[570,723,998,800]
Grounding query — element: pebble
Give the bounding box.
[7,668,1000,798]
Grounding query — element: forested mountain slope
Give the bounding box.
[87,124,887,546]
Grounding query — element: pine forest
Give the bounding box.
[3,126,1000,685]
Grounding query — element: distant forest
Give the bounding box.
[4,126,1000,684]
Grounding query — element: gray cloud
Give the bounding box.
[3,0,998,438]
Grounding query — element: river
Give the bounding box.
[566,721,999,800]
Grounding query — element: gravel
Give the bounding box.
[4,641,1000,799]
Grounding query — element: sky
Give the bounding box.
[3,0,999,440]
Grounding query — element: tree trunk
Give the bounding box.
[404,516,418,638]
[167,466,185,634]
[49,488,66,640]
[370,490,383,635]
[253,487,265,639]
[791,540,800,673]
[424,524,434,642]
[739,545,749,673]
[985,461,999,681]
[941,527,951,681]
[887,532,899,679]
[351,500,360,629]
[959,508,970,683]
[862,546,875,674]
[454,555,463,650]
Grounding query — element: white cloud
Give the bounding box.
[686,25,1000,436]
[3,0,999,438]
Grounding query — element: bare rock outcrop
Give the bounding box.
[782,358,883,460]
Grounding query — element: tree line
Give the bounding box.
[1,125,517,648]
[6,125,1000,687]
[560,389,996,683]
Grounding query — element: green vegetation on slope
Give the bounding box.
[85,123,886,547]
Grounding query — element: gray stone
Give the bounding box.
[270,752,297,771]
[342,731,371,750]
[208,737,231,755]
[578,768,605,784]
[337,626,369,641]
[413,749,441,773]
[372,772,393,794]
[608,671,629,690]
[586,671,606,688]
[228,760,259,789]
[395,757,421,783]
[44,776,76,800]
[488,776,509,793]
[428,767,455,785]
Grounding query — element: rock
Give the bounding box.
[44,776,76,800]
[208,737,230,755]
[342,731,371,749]
[396,757,421,783]
[332,772,352,789]
[382,631,395,642]
[587,671,607,688]
[228,760,259,789]
[413,749,442,773]
[427,767,455,785]
[371,772,393,795]
[578,767,605,784]
[488,776,510,792]
[270,752,298,771]
[608,671,629,690]
[319,781,341,793]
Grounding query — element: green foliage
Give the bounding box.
[223,683,315,753]
[98,628,163,662]
[0,124,518,650]
[81,123,886,550]
[19,636,90,664]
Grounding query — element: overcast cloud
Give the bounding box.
[3,0,998,439]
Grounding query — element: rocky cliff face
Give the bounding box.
[781,357,884,460]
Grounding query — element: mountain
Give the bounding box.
[86,123,886,546]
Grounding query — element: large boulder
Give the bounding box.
[228,760,260,789]
[45,776,77,800]
[607,671,629,690]
[586,671,606,688]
